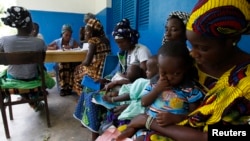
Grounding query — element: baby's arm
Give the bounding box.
[112,93,130,102]
[103,93,130,103]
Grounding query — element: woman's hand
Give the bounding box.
[104,81,117,91]
[62,44,71,50]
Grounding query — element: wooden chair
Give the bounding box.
[0,51,51,139]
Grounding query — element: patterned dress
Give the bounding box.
[73,36,111,96]
[178,62,250,130]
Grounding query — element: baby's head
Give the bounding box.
[126,64,144,82]
[158,41,196,87]
[146,55,158,79]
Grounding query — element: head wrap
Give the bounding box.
[61,24,73,34]
[86,18,105,36]
[1,6,32,28]
[112,18,140,45]
[162,11,190,45]
[84,13,96,23]
[168,11,190,25]
[187,0,250,38]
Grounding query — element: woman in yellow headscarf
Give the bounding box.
[116,0,250,141]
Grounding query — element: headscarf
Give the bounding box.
[187,0,250,38]
[112,18,140,45]
[84,13,96,23]
[61,24,73,34]
[86,18,105,36]
[1,6,32,28]
[162,11,190,45]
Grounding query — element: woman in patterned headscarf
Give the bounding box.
[73,19,111,96]
[111,18,151,79]
[0,6,55,111]
[117,0,250,141]
[162,11,190,45]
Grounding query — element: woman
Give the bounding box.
[106,18,152,85]
[73,18,151,141]
[0,6,55,111]
[117,0,250,141]
[101,18,152,127]
[30,22,44,40]
[162,11,189,45]
[73,18,111,95]
[47,24,80,96]
[79,13,96,46]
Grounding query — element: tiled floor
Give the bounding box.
[0,80,92,141]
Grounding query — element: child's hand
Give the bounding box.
[154,77,170,92]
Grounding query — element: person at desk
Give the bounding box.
[47,24,80,96]
[0,6,55,111]
[30,22,44,40]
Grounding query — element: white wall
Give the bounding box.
[0,0,17,36]
[16,0,109,14]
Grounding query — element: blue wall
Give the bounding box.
[30,0,250,55]
[30,10,83,46]
[107,0,250,55]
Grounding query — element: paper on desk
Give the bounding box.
[81,43,89,50]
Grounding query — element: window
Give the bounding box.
[112,0,149,30]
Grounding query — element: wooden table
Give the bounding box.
[45,50,87,62]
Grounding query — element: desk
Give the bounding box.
[45,50,87,62]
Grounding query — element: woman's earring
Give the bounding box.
[233,42,236,46]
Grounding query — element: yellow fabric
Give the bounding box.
[178,64,250,131]
[187,0,250,31]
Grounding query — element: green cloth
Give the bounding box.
[118,78,150,120]
[0,68,55,89]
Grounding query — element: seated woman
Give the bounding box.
[73,18,152,141]
[0,6,55,111]
[116,0,250,141]
[73,18,111,96]
[47,24,80,96]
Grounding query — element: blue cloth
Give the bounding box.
[142,83,204,118]
[53,37,75,49]
[73,89,106,133]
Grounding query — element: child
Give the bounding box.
[76,64,144,138]
[117,41,204,141]
[98,56,158,135]
[103,63,145,97]
[103,55,159,121]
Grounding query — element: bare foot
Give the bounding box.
[116,127,137,140]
